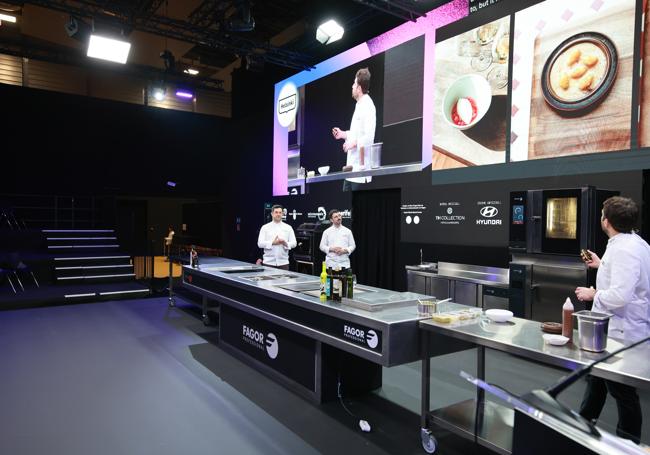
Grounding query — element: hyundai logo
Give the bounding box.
[480,206,499,218]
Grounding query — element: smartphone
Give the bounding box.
[580,249,592,262]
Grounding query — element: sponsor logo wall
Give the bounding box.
[401,182,508,246]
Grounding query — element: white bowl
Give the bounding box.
[485,309,513,323]
[442,74,492,131]
[318,166,330,175]
[543,334,570,346]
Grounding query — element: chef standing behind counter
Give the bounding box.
[257,204,297,270]
[320,209,356,269]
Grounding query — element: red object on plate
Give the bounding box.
[451,97,478,126]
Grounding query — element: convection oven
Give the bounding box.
[508,187,618,322]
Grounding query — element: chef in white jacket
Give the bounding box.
[257,205,297,270]
[320,209,355,269]
[332,67,376,192]
[575,196,650,444]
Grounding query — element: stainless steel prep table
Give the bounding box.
[180,258,469,403]
[418,310,650,454]
[406,262,509,309]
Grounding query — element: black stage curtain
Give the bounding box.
[352,188,400,289]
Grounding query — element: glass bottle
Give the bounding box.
[320,262,327,301]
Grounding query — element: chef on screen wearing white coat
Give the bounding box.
[257,204,297,270]
[319,209,356,269]
[575,196,650,444]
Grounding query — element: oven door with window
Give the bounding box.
[541,189,582,255]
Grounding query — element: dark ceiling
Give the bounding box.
[0,0,453,91]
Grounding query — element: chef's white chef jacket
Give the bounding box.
[345,94,376,184]
[320,224,356,269]
[593,232,650,342]
[257,220,297,266]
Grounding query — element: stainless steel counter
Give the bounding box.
[287,162,421,187]
[182,257,439,367]
[420,313,650,390]
[406,262,509,288]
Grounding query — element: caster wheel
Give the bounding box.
[168,298,175,308]
[421,428,437,454]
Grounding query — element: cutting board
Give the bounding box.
[528,2,635,159]
[640,0,650,147]
[432,22,508,167]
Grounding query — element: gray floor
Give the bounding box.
[0,297,647,455]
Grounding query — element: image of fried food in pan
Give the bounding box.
[541,32,618,112]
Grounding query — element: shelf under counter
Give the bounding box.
[429,398,513,455]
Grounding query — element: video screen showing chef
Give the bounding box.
[319,209,356,268]
[257,204,297,270]
[331,67,377,192]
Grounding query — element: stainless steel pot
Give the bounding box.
[574,310,612,352]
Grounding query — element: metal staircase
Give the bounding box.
[44,229,149,301]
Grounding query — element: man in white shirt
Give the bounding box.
[319,209,356,269]
[332,67,376,192]
[575,196,650,444]
[257,205,297,270]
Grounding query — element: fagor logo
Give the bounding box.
[265,333,279,359]
[366,330,379,349]
[242,325,279,360]
[480,206,498,218]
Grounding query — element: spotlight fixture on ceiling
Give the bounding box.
[316,20,344,45]
[87,34,131,64]
[64,16,91,42]
[227,0,255,32]
[0,13,17,23]
[183,68,199,76]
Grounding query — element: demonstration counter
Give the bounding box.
[180,258,467,403]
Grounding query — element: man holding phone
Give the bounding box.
[575,196,650,444]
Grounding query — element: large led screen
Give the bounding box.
[510,0,636,161]
[272,0,468,196]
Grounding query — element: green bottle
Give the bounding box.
[320,262,327,301]
[346,268,354,299]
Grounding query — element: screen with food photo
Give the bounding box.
[272,0,467,196]
[431,17,510,171]
[510,0,636,162]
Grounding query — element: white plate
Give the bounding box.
[543,334,570,346]
[485,309,513,323]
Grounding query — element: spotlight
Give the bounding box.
[64,16,91,42]
[166,181,176,188]
[152,87,166,101]
[183,68,199,76]
[316,19,344,45]
[87,34,131,64]
[0,13,17,23]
